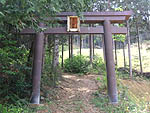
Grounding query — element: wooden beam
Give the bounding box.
[57,11,132,19]
[19,26,127,35]
[47,16,126,23]
[45,11,133,23]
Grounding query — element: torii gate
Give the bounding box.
[19,11,132,104]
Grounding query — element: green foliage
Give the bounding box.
[113,34,126,42]
[92,90,138,113]
[93,55,106,75]
[64,55,89,74]
[0,103,51,113]
[114,6,123,11]
[92,69,149,113]
[42,45,62,87]
[92,80,147,113]
[0,44,31,104]
[0,104,7,113]
[42,64,61,87]
[0,34,32,112]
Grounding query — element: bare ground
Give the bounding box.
[47,73,101,113]
[35,74,150,113]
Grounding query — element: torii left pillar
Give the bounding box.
[30,23,44,104]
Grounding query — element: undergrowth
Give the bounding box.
[64,55,90,74]
[92,69,149,113]
[92,81,149,113]
[87,55,150,112]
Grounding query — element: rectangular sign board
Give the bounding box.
[67,16,80,32]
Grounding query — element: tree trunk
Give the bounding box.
[42,35,47,71]
[52,38,59,69]
[71,35,73,58]
[82,37,84,48]
[26,40,34,80]
[69,36,71,59]
[89,33,93,65]
[48,37,52,65]
[107,0,110,11]
[89,24,93,65]
[127,21,133,78]
[27,41,34,66]
[93,35,95,58]
[136,24,143,74]
[52,37,61,85]
[122,42,126,68]
[62,42,64,68]
[114,40,117,66]
[80,35,82,55]
[77,36,79,46]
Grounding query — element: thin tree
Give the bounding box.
[68,35,71,59]
[114,40,117,66]
[61,42,64,68]
[52,37,59,70]
[122,42,126,68]
[102,35,106,62]
[89,25,93,65]
[127,21,133,78]
[71,35,73,58]
[80,35,82,55]
[136,22,143,74]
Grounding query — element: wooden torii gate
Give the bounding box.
[19,11,132,104]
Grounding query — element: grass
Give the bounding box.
[60,41,150,73]
[59,42,150,112]
[91,74,150,113]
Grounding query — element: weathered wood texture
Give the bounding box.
[104,20,118,103]
[19,26,127,35]
[49,11,132,23]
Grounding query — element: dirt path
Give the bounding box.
[48,73,101,113]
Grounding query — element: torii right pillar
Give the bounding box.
[103,20,118,103]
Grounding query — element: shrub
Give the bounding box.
[93,56,107,90]
[41,46,62,87]
[93,55,106,75]
[64,55,89,74]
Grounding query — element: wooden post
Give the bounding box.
[30,23,44,104]
[103,20,118,103]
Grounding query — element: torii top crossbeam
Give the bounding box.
[55,11,132,23]
[20,11,132,35]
